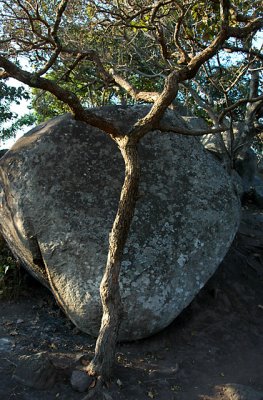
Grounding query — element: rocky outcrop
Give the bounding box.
[235,149,258,192]
[235,149,263,208]
[0,106,241,340]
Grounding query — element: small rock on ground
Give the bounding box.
[70,370,93,392]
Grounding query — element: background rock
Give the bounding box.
[0,106,241,340]
[13,352,57,390]
[235,149,258,193]
[235,149,263,208]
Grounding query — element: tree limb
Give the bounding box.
[0,56,120,137]
[218,95,263,123]
[156,123,229,136]
[173,7,189,64]
[155,23,171,60]
[225,62,250,93]
[223,45,263,61]
[0,70,9,79]
[109,68,159,102]
[228,17,263,39]
[180,82,218,124]
[15,0,50,43]
[59,48,112,83]
[52,0,69,37]
[124,0,231,140]
[36,47,62,77]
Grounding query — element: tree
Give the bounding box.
[178,40,263,168]
[0,80,35,142]
[0,0,262,397]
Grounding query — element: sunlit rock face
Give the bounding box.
[0,106,240,341]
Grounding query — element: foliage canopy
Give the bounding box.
[0,0,262,157]
[0,81,35,141]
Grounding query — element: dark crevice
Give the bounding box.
[30,235,46,270]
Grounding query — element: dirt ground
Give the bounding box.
[0,207,263,400]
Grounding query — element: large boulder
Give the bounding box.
[0,106,241,341]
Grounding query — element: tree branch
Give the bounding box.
[109,68,160,102]
[150,0,174,23]
[155,24,170,60]
[59,48,112,83]
[225,62,250,93]
[218,95,263,123]
[0,56,120,137]
[183,0,230,79]
[156,123,229,136]
[15,0,50,43]
[249,65,260,99]
[123,0,231,140]
[0,70,9,79]
[228,17,263,39]
[128,0,263,142]
[173,7,189,64]
[52,0,69,37]
[180,82,218,124]
[229,3,254,23]
[36,47,62,76]
[223,45,263,61]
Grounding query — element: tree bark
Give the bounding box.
[86,140,140,383]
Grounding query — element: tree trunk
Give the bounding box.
[86,141,140,382]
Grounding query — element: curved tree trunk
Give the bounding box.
[86,141,140,383]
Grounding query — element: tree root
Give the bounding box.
[81,376,113,400]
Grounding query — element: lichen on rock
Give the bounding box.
[0,106,241,341]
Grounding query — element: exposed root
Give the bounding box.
[81,376,112,400]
